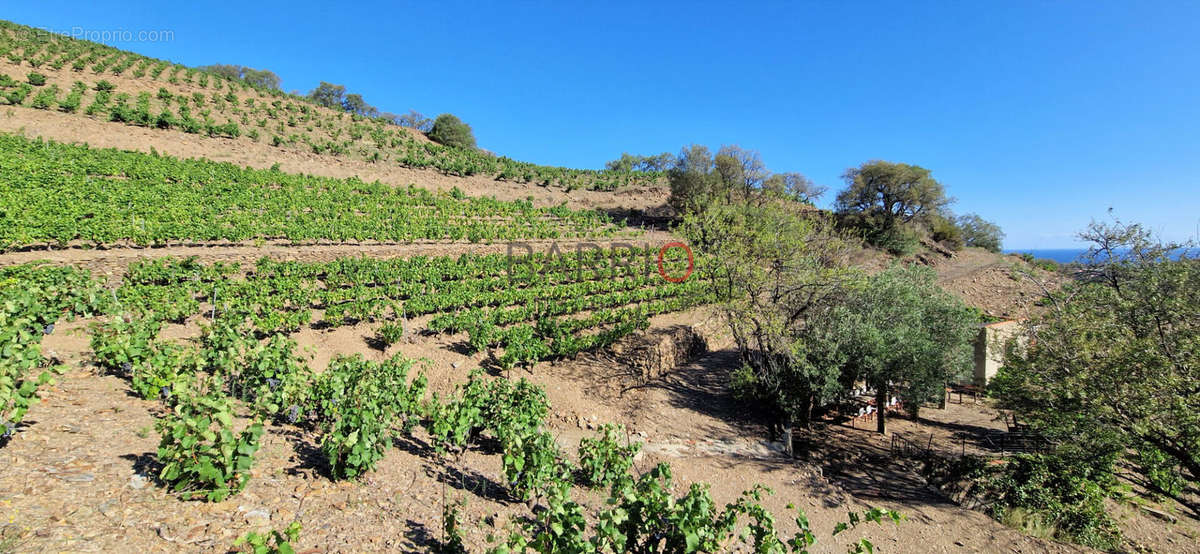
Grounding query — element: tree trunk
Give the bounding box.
[783,416,794,458]
[876,385,888,435]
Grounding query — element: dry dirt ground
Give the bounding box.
[4,294,1193,553]
[2,306,1102,554]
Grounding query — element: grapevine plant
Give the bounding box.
[155,380,265,501]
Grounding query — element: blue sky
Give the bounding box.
[8,1,1199,248]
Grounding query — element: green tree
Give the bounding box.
[762,172,826,205]
[930,213,965,250]
[680,201,859,446]
[200,63,241,81]
[713,145,767,201]
[667,144,721,216]
[241,67,281,90]
[428,113,477,149]
[993,220,1200,497]
[200,65,280,90]
[836,161,951,235]
[957,213,1004,252]
[308,81,346,110]
[394,109,433,132]
[341,93,377,117]
[836,265,976,434]
[604,152,673,172]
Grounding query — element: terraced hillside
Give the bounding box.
[0,20,668,210]
[0,134,635,250]
[4,15,1178,554]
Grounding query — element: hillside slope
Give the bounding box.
[0,20,667,211]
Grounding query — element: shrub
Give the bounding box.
[930,215,964,250]
[90,316,163,376]
[155,382,265,502]
[234,522,301,554]
[957,213,1005,252]
[29,85,59,110]
[502,430,570,502]
[374,321,405,347]
[968,454,1121,549]
[428,113,477,149]
[130,341,198,401]
[3,83,32,105]
[94,80,115,92]
[577,423,640,488]
[315,354,427,479]
[26,72,46,86]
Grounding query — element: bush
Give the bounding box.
[234,521,301,553]
[155,383,265,502]
[871,224,920,256]
[428,113,477,149]
[577,423,640,488]
[94,80,115,92]
[1015,252,1060,272]
[957,213,1005,252]
[375,321,405,347]
[969,454,1121,549]
[26,72,46,86]
[315,354,427,479]
[930,215,964,250]
[503,430,569,502]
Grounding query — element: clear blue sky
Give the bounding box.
[8,1,1200,248]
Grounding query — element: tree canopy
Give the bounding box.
[836,161,950,228]
[680,201,858,435]
[833,264,977,433]
[667,144,825,216]
[992,220,1200,505]
[957,213,1005,252]
[199,64,281,90]
[428,113,477,149]
[604,152,674,172]
[307,81,347,110]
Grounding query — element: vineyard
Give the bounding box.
[0,12,1133,554]
[0,133,637,249]
[0,251,903,552]
[0,249,919,552]
[0,20,662,192]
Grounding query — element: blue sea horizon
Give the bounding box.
[1003,248,1090,264]
[1005,247,1197,264]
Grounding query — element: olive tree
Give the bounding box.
[713,145,767,202]
[763,172,827,205]
[667,144,721,216]
[308,81,346,110]
[834,265,977,434]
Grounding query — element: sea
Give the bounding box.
[1003,249,1090,264]
[1005,248,1198,264]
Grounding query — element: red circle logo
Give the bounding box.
[657,242,694,283]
